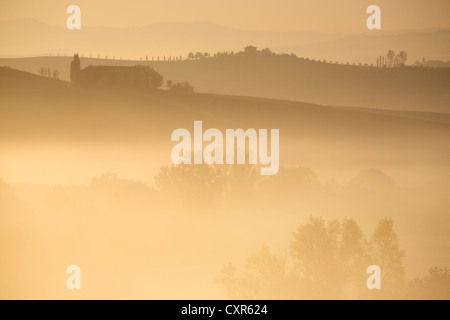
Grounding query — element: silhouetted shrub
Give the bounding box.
[170,81,194,93]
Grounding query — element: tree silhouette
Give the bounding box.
[398,51,408,67]
[218,245,296,299]
[291,217,341,283]
[154,163,225,212]
[195,52,203,60]
[387,50,396,68]
[370,218,406,297]
[220,217,408,299]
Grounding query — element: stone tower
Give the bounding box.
[70,53,81,82]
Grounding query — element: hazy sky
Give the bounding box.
[1,0,449,33]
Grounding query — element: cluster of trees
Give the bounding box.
[377,50,408,68]
[243,46,274,56]
[184,46,378,68]
[218,217,450,300]
[210,46,274,59]
[2,162,449,299]
[186,46,273,61]
[38,67,60,79]
[187,52,211,60]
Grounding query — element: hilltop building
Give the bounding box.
[69,54,163,89]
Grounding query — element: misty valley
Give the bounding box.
[0,3,450,300]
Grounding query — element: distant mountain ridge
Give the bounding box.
[1,18,449,64]
[0,18,342,58]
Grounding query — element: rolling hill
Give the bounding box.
[1,52,449,113]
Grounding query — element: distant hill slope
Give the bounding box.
[275,29,450,65]
[1,65,449,187]
[1,66,449,165]
[151,54,450,113]
[1,54,449,113]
